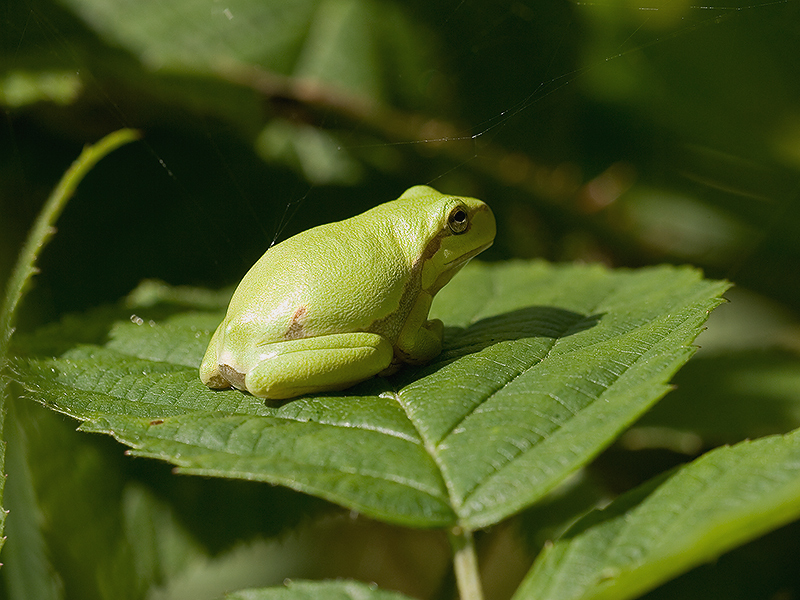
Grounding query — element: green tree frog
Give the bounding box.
[200,185,496,399]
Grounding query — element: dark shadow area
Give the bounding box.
[641,518,800,600]
[441,306,603,360]
[638,349,800,445]
[125,452,337,554]
[385,306,603,390]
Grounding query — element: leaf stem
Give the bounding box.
[0,128,140,532]
[449,527,484,600]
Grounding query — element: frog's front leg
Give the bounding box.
[243,332,394,400]
[394,292,444,364]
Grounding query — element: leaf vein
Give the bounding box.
[457,308,701,508]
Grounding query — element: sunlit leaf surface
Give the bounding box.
[14,261,728,529]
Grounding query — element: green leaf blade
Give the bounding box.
[415,263,729,528]
[14,262,728,530]
[82,412,454,528]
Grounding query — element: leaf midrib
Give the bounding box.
[435,288,621,513]
[393,285,618,521]
[436,294,711,520]
[124,426,449,500]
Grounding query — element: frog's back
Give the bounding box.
[221,214,415,348]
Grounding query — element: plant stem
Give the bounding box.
[449,527,484,600]
[0,128,140,540]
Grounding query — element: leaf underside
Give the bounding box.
[14,261,729,529]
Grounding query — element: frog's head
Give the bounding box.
[397,185,496,294]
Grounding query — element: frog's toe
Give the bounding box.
[218,364,247,390]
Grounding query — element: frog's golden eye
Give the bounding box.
[448,205,469,234]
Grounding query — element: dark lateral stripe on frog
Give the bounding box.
[365,226,447,340]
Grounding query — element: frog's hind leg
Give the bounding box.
[245,332,394,400]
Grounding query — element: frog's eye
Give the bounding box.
[448,205,469,234]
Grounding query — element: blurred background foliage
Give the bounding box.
[2,0,800,599]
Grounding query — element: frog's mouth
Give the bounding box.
[443,239,494,269]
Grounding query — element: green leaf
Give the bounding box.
[52,0,440,183]
[513,428,800,600]
[59,0,435,107]
[61,0,315,74]
[3,388,336,599]
[120,484,207,589]
[225,580,415,600]
[4,394,143,600]
[13,262,728,530]
[2,399,65,600]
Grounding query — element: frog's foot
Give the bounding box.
[218,364,246,390]
[245,332,394,400]
[395,318,444,365]
[201,371,232,389]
